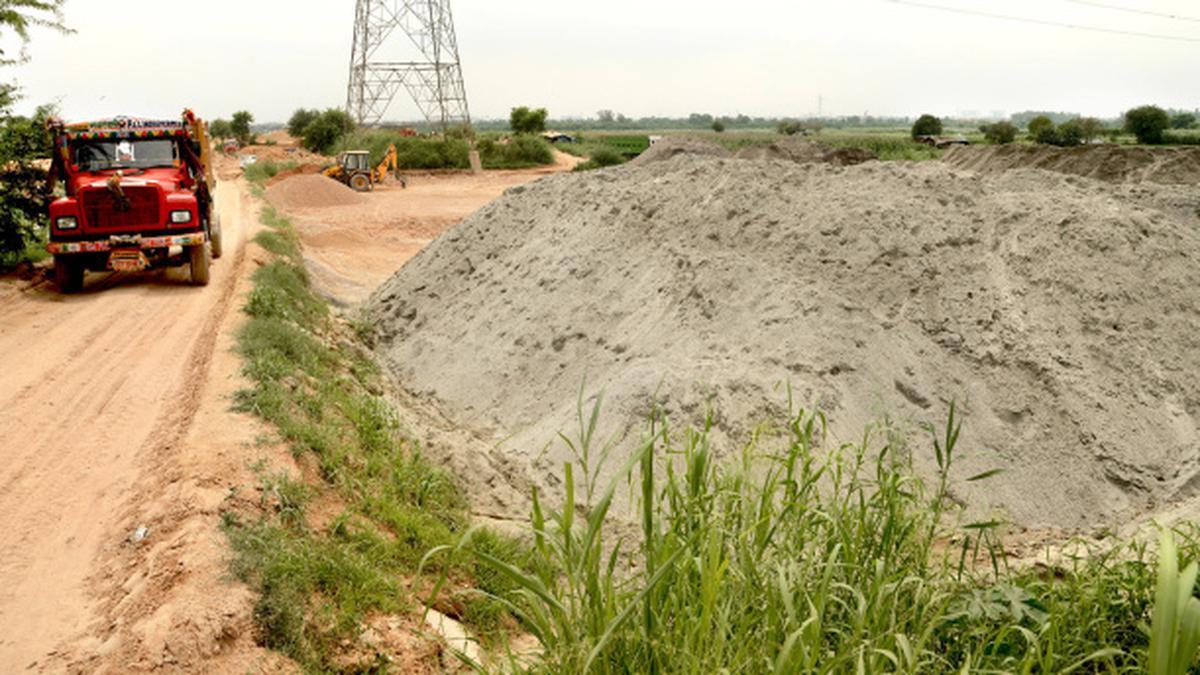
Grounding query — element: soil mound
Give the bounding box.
[943,144,1200,184]
[367,155,1200,530]
[631,136,731,165]
[734,138,876,166]
[265,174,365,210]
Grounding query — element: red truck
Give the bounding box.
[45,110,222,293]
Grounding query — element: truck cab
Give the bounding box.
[46,111,221,293]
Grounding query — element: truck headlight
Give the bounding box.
[56,216,78,230]
[170,210,193,224]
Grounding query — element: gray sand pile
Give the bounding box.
[367,156,1200,529]
[631,136,731,165]
[943,144,1200,184]
[265,174,365,210]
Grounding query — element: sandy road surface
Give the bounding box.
[0,175,286,672]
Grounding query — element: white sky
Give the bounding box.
[5,0,1199,122]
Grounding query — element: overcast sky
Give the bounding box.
[4,0,1198,123]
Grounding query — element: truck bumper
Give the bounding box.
[47,232,207,255]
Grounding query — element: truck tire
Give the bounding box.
[350,173,371,192]
[188,243,211,286]
[54,256,84,294]
[210,214,224,260]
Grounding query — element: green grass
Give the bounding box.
[226,201,527,672]
[243,159,299,185]
[432,396,1200,673]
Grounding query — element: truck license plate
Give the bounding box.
[109,250,149,272]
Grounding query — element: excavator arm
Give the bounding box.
[372,144,399,184]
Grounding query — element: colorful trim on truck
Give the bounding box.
[47,232,206,254]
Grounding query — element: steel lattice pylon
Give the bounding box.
[346,0,471,130]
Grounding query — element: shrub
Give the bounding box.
[1055,118,1085,147]
[1028,115,1058,144]
[477,135,553,169]
[301,109,355,155]
[509,106,548,135]
[776,120,803,136]
[1125,105,1170,145]
[711,120,726,133]
[0,104,52,265]
[1077,117,1106,144]
[981,121,1017,144]
[1170,113,1196,130]
[911,114,943,139]
[209,118,233,140]
[287,108,320,138]
[574,146,627,172]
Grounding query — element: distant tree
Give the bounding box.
[1124,105,1170,145]
[616,113,630,124]
[1054,118,1084,147]
[509,106,548,135]
[287,108,320,138]
[1076,117,1105,144]
[300,108,355,154]
[1027,115,1057,144]
[230,110,254,145]
[981,121,1017,145]
[209,118,233,140]
[688,113,714,127]
[711,120,726,133]
[911,114,943,139]
[596,109,615,123]
[1170,112,1197,130]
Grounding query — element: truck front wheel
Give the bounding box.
[54,256,84,294]
[188,243,211,286]
[209,214,224,260]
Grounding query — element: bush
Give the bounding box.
[0,105,52,265]
[509,106,548,135]
[711,120,726,133]
[1124,105,1170,145]
[981,121,1017,144]
[300,109,355,155]
[911,114,943,139]
[776,120,803,136]
[477,135,553,169]
[287,109,320,138]
[1170,113,1196,130]
[574,146,627,172]
[1054,118,1084,147]
[1028,115,1057,144]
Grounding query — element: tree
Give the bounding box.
[300,109,355,154]
[1077,117,1105,144]
[1124,105,1170,145]
[0,0,69,65]
[230,110,254,146]
[287,108,320,138]
[1027,116,1057,144]
[711,120,726,133]
[777,120,803,136]
[911,114,943,139]
[209,119,233,140]
[1170,113,1197,130]
[1055,118,1084,147]
[509,106,548,135]
[981,121,1017,145]
[596,110,615,123]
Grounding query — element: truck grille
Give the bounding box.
[81,186,161,230]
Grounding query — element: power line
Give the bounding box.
[1063,0,1200,24]
[882,0,1200,43]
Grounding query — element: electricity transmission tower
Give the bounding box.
[346,0,471,130]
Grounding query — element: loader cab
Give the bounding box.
[339,151,371,172]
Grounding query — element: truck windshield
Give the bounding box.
[74,139,178,171]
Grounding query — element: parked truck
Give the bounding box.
[45,109,221,293]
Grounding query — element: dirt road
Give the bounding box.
[0,176,284,672]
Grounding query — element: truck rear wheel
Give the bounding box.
[210,214,224,260]
[54,256,84,294]
[350,173,371,192]
[188,243,211,286]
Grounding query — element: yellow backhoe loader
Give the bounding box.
[323,144,404,192]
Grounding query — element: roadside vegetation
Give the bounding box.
[333,128,555,171]
[225,173,528,671]
[417,400,1200,672]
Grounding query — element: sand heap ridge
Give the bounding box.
[367,155,1200,529]
[942,144,1200,184]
